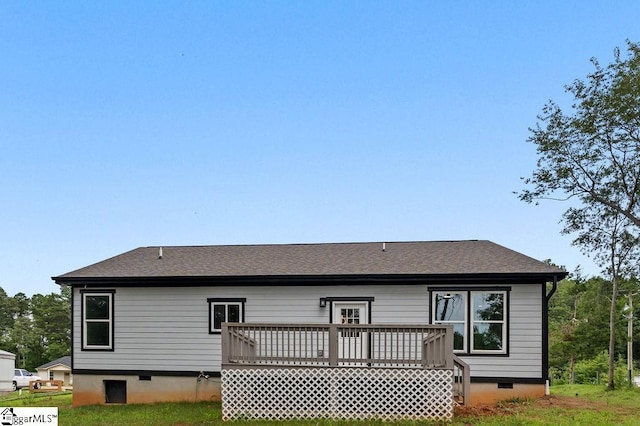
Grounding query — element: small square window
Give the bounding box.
[207,298,246,334]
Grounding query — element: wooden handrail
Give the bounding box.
[453,354,471,405]
[223,323,454,368]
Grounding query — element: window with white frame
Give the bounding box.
[431,289,508,354]
[471,291,506,352]
[432,292,466,352]
[207,298,245,333]
[82,291,114,350]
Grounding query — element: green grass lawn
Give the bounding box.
[2,385,640,425]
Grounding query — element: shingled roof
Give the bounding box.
[52,240,566,284]
[36,356,71,370]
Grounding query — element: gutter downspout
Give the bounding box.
[543,275,558,395]
[546,275,558,302]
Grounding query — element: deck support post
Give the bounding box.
[221,323,229,365]
[328,325,338,366]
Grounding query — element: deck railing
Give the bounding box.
[453,355,471,405]
[222,323,455,369]
[221,322,470,410]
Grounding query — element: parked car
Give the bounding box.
[13,368,42,391]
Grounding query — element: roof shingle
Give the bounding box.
[52,240,565,281]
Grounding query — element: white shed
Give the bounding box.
[0,350,16,392]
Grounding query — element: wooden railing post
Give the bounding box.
[443,325,454,369]
[328,324,338,366]
[453,355,471,405]
[221,322,230,366]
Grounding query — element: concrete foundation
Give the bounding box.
[72,374,222,406]
[468,382,545,405]
[72,373,545,408]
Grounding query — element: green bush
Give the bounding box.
[552,351,631,386]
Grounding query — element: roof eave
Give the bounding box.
[53,271,568,287]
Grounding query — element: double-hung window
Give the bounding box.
[432,292,467,352]
[208,298,245,334]
[431,288,508,355]
[471,291,506,352]
[82,290,115,350]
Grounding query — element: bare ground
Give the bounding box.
[454,394,636,418]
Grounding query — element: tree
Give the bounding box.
[519,40,640,228]
[519,40,640,388]
[30,287,71,362]
[548,274,636,384]
[0,287,15,344]
[561,205,640,388]
[0,286,71,371]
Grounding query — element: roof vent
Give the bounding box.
[158,247,163,259]
[382,242,386,252]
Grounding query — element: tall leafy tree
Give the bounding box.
[519,40,640,227]
[31,287,71,362]
[0,287,15,345]
[11,293,30,318]
[519,40,640,388]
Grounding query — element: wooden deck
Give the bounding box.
[221,323,470,420]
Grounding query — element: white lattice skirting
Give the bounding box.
[221,367,453,421]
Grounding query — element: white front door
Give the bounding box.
[333,302,368,365]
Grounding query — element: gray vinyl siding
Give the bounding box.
[73,283,543,379]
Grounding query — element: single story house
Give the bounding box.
[36,356,72,386]
[52,240,566,415]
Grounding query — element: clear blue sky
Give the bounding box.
[2,1,639,296]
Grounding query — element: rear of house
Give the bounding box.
[52,240,565,408]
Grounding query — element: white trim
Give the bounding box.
[431,290,508,355]
[332,302,369,365]
[82,292,113,350]
[431,291,467,353]
[470,290,507,354]
[210,302,243,332]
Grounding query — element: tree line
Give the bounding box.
[549,272,639,385]
[0,286,70,371]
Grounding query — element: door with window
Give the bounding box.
[333,302,369,365]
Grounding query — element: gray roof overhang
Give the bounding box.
[53,271,567,287]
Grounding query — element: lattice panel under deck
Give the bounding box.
[221,367,453,421]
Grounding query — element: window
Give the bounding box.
[207,298,245,333]
[49,371,54,380]
[431,289,508,354]
[432,292,467,352]
[472,291,506,352]
[81,291,114,350]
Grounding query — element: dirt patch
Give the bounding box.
[454,395,604,418]
[535,395,600,409]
